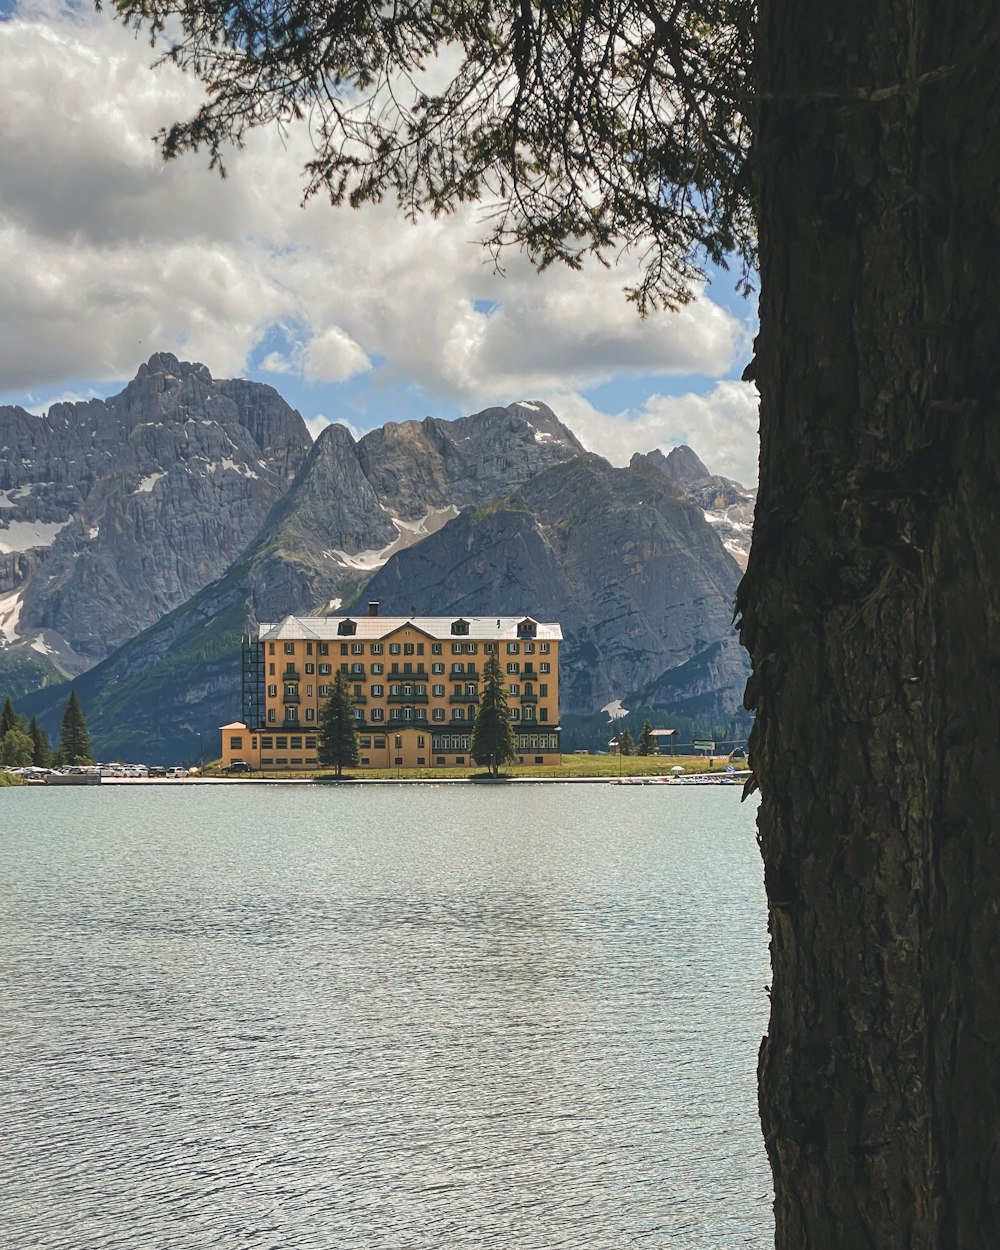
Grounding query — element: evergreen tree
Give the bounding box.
[56,690,93,766]
[0,696,20,738]
[318,671,359,777]
[28,717,52,768]
[638,721,655,756]
[617,728,634,756]
[1,725,34,768]
[472,654,516,776]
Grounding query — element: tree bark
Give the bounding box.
[744,2,1000,1245]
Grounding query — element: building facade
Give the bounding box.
[220,606,562,771]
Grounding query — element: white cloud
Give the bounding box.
[542,381,760,486]
[302,326,371,384]
[0,0,757,438]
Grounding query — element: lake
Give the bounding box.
[1,784,772,1249]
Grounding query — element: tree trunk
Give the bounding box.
[744,3,1000,1245]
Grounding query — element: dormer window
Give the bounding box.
[517,617,537,639]
[451,618,470,636]
[337,618,357,636]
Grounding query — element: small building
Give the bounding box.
[221,607,562,771]
[609,728,676,755]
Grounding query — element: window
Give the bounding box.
[485,643,495,654]
[285,662,296,675]
[276,737,288,748]
[261,737,273,748]
[319,643,329,655]
[267,709,276,722]
[524,641,535,653]
[371,707,384,721]
[451,618,469,635]
[416,643,424,655]
[524,683,533,695]
[337,619,357,636]
[229,735,243,749]
[433,708,445,721]
[284,642,295,654]
[305,738,317,748]
[390,684,401,696]
[305,663,314,674]
[416,709,426,721]
[306,642,313,655]
[404,707,413,720]
[351,663,364,674]
[540,642,550,653]
[433,684,444,697]
[268,684,277,698]
[353,685,363,697]
[403,662,412,675]
[371,643,383,655]
[389,643,401,655]
[507,642,519,654]
[540,662,550,674]
[290,736,303,748]
[509,684,520,696]
[355,708,364,719]
[436,757,445,765]
[352,642,364,654]
[285,708,298,721]
[511,708,520,720]
[307,685,313,697]
[404,643,414,655]
[319,663,331,675]
[269,642,275,655]
[319,685,330,697]
[523,706,535,721]
[269,663,275,676]
[465,643,476,654]
[341,643,349,656]
[431,643,442,655]
[507,662,519,674]
[540,683,548,697]
[540,708,548,722]
[306,709,315,721]
[285,684,297,697]
[360,737,372,748]
[465,684,476,697]
[374,737,386,748]
[432,662,444,674]
[371,684,383,697]
[371,663,383,675]
[452,643,463,655]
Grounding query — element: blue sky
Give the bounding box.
[0,1,760,482]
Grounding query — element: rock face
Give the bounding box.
[363,454,749,719]
[21,395,587,761]
[631,444,756,568]
[0,353,312,668]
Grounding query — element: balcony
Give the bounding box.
[282,692,301,704]
[450,668,479,679]
[351,695,368,705]
[387,692,429,704]
[519,692,538,704]
[282,669,301,681]
[449,693,480,704]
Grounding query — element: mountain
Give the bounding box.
[20,398,587,761]
[631,445,756,568]
[362,453,748,719]
[0,353,312,679]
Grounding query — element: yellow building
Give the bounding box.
[220,605,562,771]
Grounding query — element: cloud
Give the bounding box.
[542,381,761,486]
[0,1,756,435]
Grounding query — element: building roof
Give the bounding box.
[258,614,563,642]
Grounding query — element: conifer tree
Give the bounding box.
[472,655,516,776]
[0,696,20,739]
[0,725,34,768]
[28,717,52,768]
[618,728,634,756]
[318,671,360,777]
[638,721,656,756]
[56,690,93,766]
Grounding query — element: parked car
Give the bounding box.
[225,760,252,774]
[165,767,189,778]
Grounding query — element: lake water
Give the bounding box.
[1,784,772,1249]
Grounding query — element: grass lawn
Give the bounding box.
[203,754,736,781]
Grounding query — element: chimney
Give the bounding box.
[368,601,380,617]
